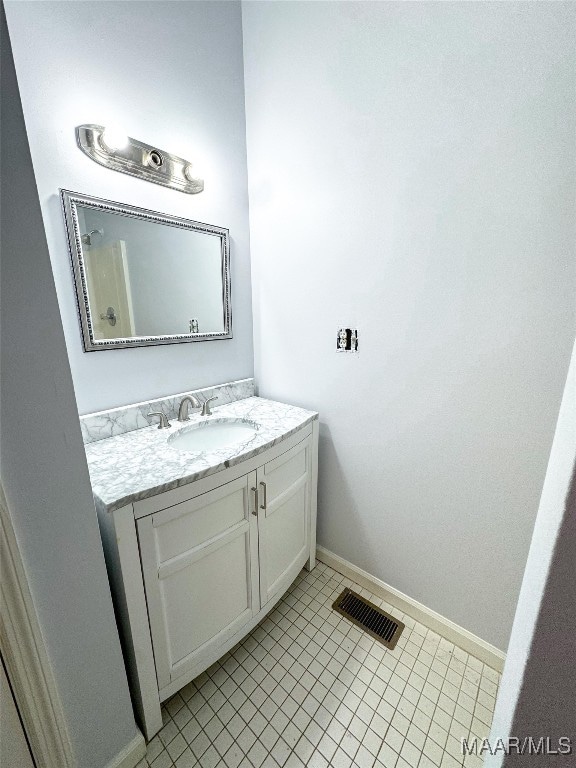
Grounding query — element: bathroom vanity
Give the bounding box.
[83,384,318,740]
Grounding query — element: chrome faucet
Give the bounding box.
[178,395,201,422]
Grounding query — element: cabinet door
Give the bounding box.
[257,436,311,606]
[137,474,259,690]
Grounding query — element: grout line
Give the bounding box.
[149,563,499,768]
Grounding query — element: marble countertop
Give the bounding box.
[85,396,318,512]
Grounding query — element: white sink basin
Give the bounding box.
[168,418,258,453]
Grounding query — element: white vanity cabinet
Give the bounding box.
[137,474,260,692]
[97,421,318,741]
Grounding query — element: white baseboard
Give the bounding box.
[316,546,505,673]
[103,733,146,768]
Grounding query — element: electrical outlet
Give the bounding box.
[336,328,358,352]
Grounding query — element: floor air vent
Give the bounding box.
[333,588,404,650]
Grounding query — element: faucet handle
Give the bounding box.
[201,396,219,416]
[148,411,171,429]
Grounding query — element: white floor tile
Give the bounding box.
[146,565,499,768]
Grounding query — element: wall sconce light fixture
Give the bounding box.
[76,124,204,194]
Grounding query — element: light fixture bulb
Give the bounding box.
[101,126,129,152]
[184,163,202,182]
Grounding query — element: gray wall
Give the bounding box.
[5,0,253,415]
[0,7,140,766]
[488,341,576,767]
[242,1,576,650]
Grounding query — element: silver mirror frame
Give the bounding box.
[60,189,232,352]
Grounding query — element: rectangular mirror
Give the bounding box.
[60,190,232,351]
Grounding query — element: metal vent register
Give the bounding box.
[333,588,404,650]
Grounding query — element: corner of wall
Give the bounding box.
[1,8,142,766]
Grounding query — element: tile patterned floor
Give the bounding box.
[136,562,499,768]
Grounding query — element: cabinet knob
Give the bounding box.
[251,487,258,516]
[259,481,267,510]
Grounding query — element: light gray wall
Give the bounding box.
[0,7,140,766]
[242,1,576,650]
[487,341,576,767]
[5,0,253,415]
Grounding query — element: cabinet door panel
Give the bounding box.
[258,437,311,606]
[263,446,307,501]
[138,474,259,688]
[262,484,307,589]
[162,533,251,667]
[153,477,247,562]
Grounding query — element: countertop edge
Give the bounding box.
[94,411,318,514]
